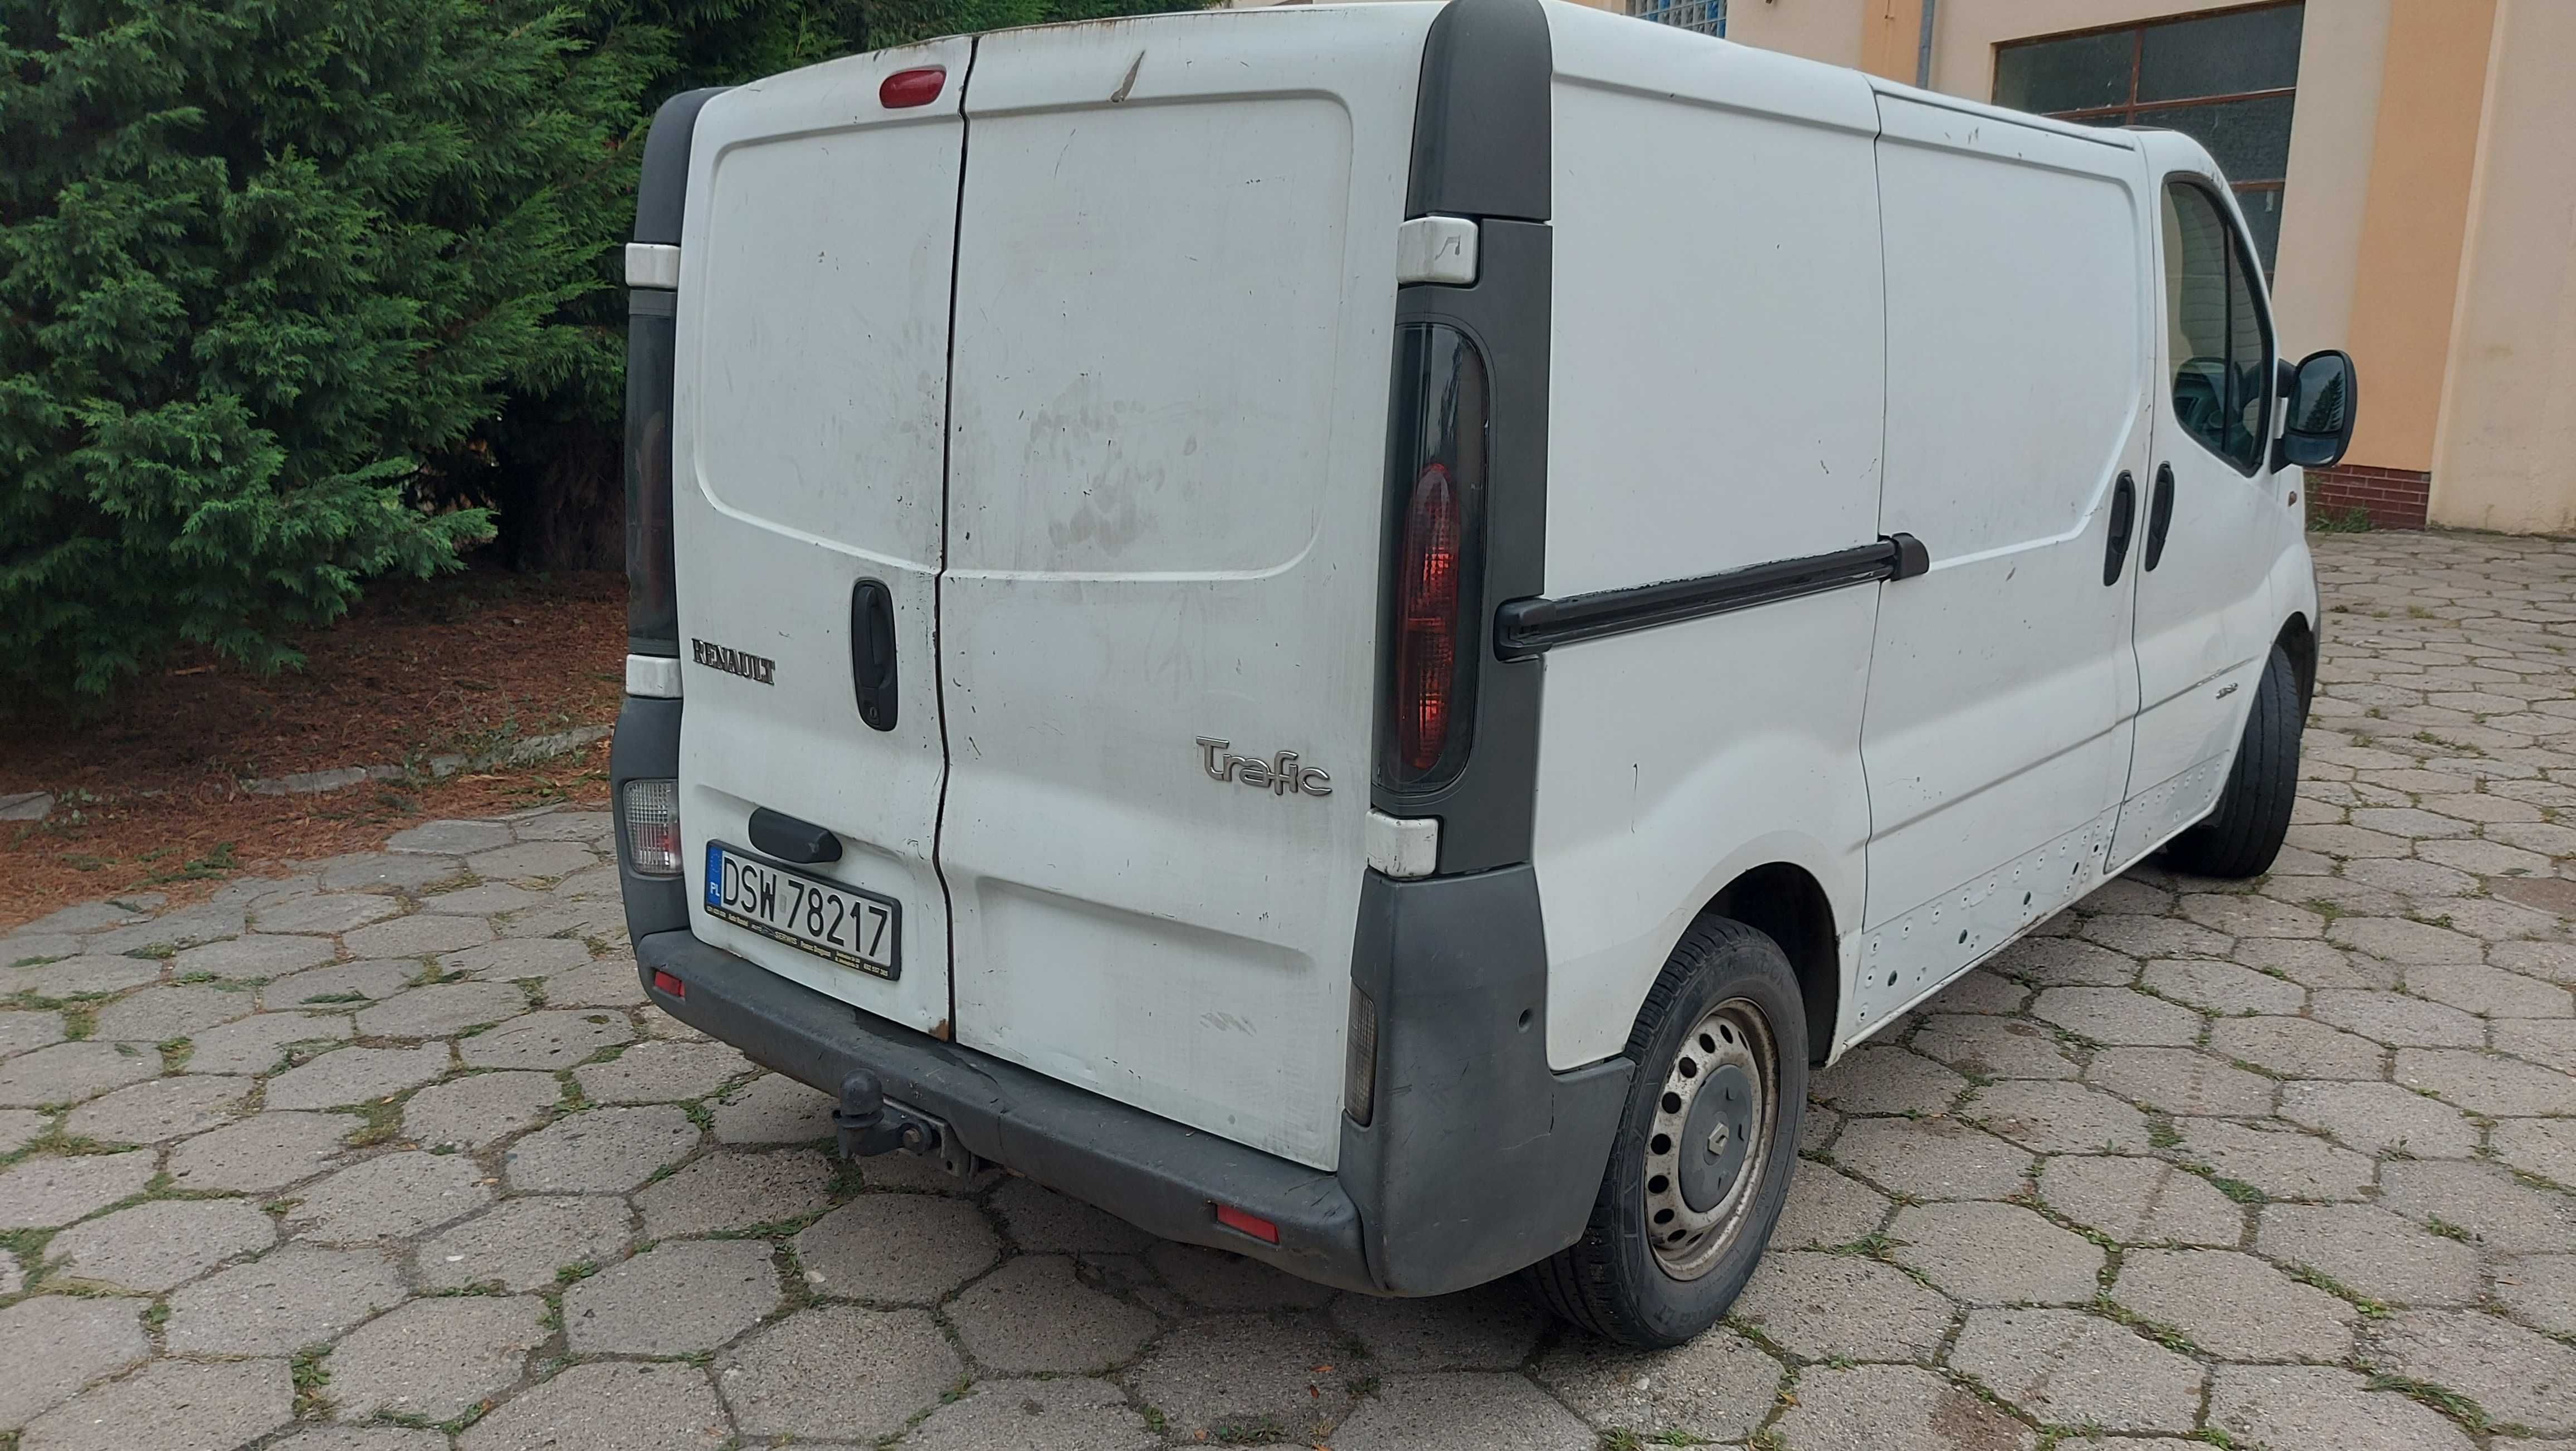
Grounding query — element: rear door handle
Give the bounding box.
[2143,462,2177,572]
[851,579,898,732]
[2104,471,2137,586]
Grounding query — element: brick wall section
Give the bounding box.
[2306,464,2431,529]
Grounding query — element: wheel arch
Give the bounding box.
[2276,611,2317,715]
[1699,862,1839,1067]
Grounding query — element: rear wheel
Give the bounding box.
[2164,643,2304,879]
[1525,917,1806,1348]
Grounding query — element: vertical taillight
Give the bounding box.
[622,779,682,877]
[625,290,679,658]
[1379,325,1489,792]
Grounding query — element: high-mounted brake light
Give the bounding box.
[1378,324,1489,793]
[880,67,947,109]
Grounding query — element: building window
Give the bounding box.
[1995,2,2301,271]
[1631,0,1724,38]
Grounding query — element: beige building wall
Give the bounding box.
[2429,0,2576,533]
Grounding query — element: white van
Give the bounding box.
[611,0,2360,1347]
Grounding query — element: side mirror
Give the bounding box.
[2275,349,2358,471]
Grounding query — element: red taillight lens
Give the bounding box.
[880,67,947,109]
[1396,464,1461,772]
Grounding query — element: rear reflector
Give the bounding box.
[1214,1202,1280,1244]
[880,67,947,109]
[651,970,686,999]
[622,779,682,877]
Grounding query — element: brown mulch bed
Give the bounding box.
[1,567,625,929]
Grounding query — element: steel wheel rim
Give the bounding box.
[1642,996,1778,1280]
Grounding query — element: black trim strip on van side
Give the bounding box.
[1491,533,1929,659]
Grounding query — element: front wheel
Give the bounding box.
[2164,642,2304,879]
[1524,917,1807,1348]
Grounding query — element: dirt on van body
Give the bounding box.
[0,567,621,927]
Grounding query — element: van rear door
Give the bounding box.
[670,40,971,1037]
[936,8,1435,1171]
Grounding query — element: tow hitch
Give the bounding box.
[833,1069,982,1180]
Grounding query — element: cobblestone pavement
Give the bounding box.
[4,529,2574,1451]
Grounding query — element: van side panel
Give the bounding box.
[1851,96,2154,1036]
[937,8,1435,1171]
[1531,7,1885,1072]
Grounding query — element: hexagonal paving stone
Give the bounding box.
[1992,936,2134,987]
[1533,1326,1779,1442]
[2496,1017,2576,1074]
[2256,1202,2482,1307]
[258,960,419,1010]
[0,1150,157,1229]
[1145,1240,1336,1312]
[2380,1158,2576,1254]
[456,1009,631,1070]
[8,955,159,998]
[1949,1309,2204,1433]
[902,1377,1157,1451]
[286,1150,493,1243]
[2494,1116,2576,1185]
[2311,989,2485,1046]
[2140,957,2306,1014]
[1812,1047,1968,1114]
[502,1104,696,1192]
[0,1296,148,1430]
[168,1111,356,1192]
[991,1176,1159,1254]
[459,1362,727,1451]
[1131,1313,1353,1443]
[1331,1372,1592,1451]
[716,1305,961,1444]
[1729,1251,1954,1361]
[388,820,514,855]
[0,1041,161,1108]
[166,934,337,981]
[2409,961,2574,1019]
[90,983,257,1042]
[0,1009,67,1060]
[2367,1309,2576,1435]
[2207,1364,2474,1451]
[62,1073,250,1144]
[636,1148,833,1239]
[441,938,593,979]
[2077,914,2229,962]
[343,913,494,960]
[164,1245,407,1354]
[2032,986,2202,1046]
[950,1254,1158,1374]
[43,1196,275,1291]
[1967,1079,2153,1153]
[1772,1363,2034,1451]
[570,1040,748,1104]
[182,1012,353,1075]
[792,1194,998,1304]
[2329,914,2485,965]
[2208,1015,2385,1079]
[1333,1281,1544,1373]
[325,1294,549,1423]
[2497,1254,2576,1337]
[2397,1046,2576,1115]
[466,840,600,882]
[2114,1248,2357,1361]
[1772,1164,1892,1249]
[2279,1079,2478,1157]
[250,892,406,936]
[0,1108,42,1155]
[563,1238,780,1354]
[16,1356,291,1451]
[315,851,465,893]
[2178,893,2325,939]
[418,882,544,916]
[1889,1201,2102,1304]
[401,1070,562,1150]
[709,1073,837,1145]
[415,1195,636,1292]
[2084,1046,2275,1116]
[2177,1117,2375,1200]
[354,981,529,1038]
[262,1043,450,1110]
[535,956,647,1008]
[1824,1115,2033,1200]
[1909,1014,2077,1079]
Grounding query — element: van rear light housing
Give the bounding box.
[1378,323,1490,794]
[622,780,682,877]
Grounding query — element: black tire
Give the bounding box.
[2164,643,2304,879]
[1524,917,1807,1348]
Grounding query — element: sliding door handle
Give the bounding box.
[2104,471,2137,587]
[851,578,898,732]
[2143,462,2177,572]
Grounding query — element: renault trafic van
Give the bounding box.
[612,0,2360,1348]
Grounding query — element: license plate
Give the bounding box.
[704,844,900,980]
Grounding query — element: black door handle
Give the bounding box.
[2143,462,2177,572]
[2104,471,2136,586]
[851,578,898,732]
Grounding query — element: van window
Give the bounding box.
[2162,181,2272,474]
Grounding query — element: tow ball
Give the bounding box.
[833,1070,982,1181]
